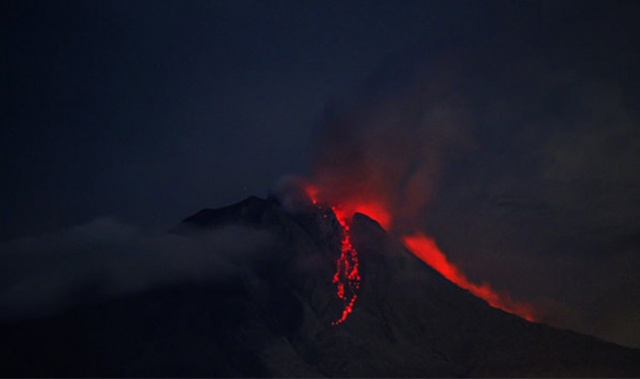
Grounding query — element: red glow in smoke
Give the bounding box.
[332,201,391,231]
[302,183,536,324]
[304,183,391,230]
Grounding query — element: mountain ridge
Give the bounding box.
[1,195,639,377]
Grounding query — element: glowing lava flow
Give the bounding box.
[304,185,364,325]
[330,207,360,325]
[402,232,536,322]
[302,183,535,324]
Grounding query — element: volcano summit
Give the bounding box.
[1,196,639,377]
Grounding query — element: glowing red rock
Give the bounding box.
[402,232,536,322]
[302,182,536,324]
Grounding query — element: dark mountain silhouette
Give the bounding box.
[1,196,639,377]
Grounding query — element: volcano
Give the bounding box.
[1,196,639,377]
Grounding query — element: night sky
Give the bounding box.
[2,1,640,348]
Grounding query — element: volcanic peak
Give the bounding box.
[2,195,640,377]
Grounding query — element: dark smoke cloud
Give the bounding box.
[311,51,476,232]
[0,218,275,320]
[310,42,640,348]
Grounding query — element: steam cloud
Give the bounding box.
[0,218,275,320]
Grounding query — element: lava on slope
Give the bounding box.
[402,232,536,321]
[302,182,537,324]
[304,185,363,325]
[330,206,360,325]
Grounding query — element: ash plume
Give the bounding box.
[309,51,475,233]
[303,44,640,348]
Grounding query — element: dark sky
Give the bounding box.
[2,0,464,239]
[2,1,640,348]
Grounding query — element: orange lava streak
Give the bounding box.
[331,206,361,325]
[302,184,362,325]
[402,232,536,322]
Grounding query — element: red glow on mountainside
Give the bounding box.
[331,207,360,325]
[302,182,536,324]
[303,184,363,324]
[303,184,391,230]
[332,201,391,231]
[402,232,536,322]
